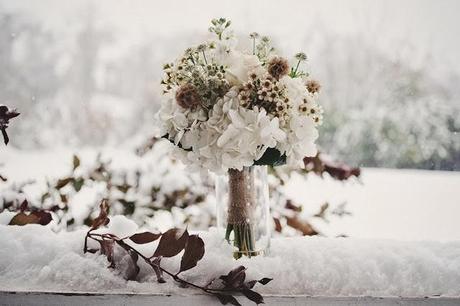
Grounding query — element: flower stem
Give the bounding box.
[293,59,301,76]
[202,51,208,65]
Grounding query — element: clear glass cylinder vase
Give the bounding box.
[215,166,270,259]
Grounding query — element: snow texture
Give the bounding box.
[0,223,459,297]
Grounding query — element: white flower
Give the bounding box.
[225,51,265,85]
[279,115,318,167]
[279,75,306,110]
[217,106,286,166]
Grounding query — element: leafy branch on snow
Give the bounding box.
[84,200,272,305]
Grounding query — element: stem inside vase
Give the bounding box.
[225,167,260,259]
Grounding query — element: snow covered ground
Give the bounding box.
[1,146,460,241]
[0,224,459,297]
[1,147,460,297]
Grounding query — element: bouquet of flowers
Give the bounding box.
[158,18,322,173]
[157,18,322,257]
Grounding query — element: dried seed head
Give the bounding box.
[295,52,307,61]
[175,84,201,110]
[306,79,321,94]
[267,57,289,80]
[249,72,258,80]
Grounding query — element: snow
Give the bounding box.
[284,169,460,241]
[0,223,459,296]
[1,147,460,296]
[2,146,460,240]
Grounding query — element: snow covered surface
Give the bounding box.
[1,146,460,240]
[1,223,460,297]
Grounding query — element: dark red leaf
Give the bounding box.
[258,278,273,285]
[215,293,242,306]
[178,234,205,273]
[129,232,161,244]
[0,105,20,145]
[245,280,257,289]
[31,211,52,225]
[1,128,9,145]
[242,289,264,304]
[153,228,189,258]
[19,199,28,212]
[91,199,110,230]
[220,266,246,289]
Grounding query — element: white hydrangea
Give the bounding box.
[280,115,319,167]
[169,89,287,173]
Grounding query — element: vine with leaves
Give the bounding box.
[84,200,272,305]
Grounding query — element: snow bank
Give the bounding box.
[0,224,459,297]
[2,147,460,241]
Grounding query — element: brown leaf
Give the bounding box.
[285,200,302,212]
[153,228,189,258]
[56,177,73,190]
[286,216,318,236]
[129,232,161,244]
[72,155,80,171]
[8,212,40,226]
[178,234,205,273]
[273,217,282,233]
[303,152,360,181]
[91,199,110,230]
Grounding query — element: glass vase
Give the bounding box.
[215,166,270,259]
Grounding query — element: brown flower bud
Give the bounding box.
[175,84,201,110]
[267,57,289,80]
[306,79,321,94]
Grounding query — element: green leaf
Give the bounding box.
[254,148,286,166]
[72,177,85,192]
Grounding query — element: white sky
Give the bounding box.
[2,0,460,73]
